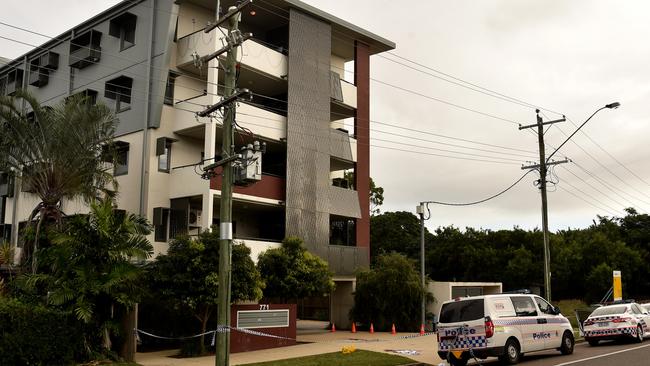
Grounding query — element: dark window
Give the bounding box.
[67,89,98,106]
[440,299,485,323]
[0,75,6,96]
[534,297,554,315]
[164,72,177,105]
[114,144,129,176]
[105,76,133,113]
[109,13,137,51]
[28,52,58,88]
[329,215,356,246]
[5,69,24,96]
[69,30,102,69]
[158,142,172,173]
[154,208,169,242]
[511,296,538,317]
[0,172,13,197]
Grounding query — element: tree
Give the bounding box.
[257,236,334,303]
[370,211,424,260]
[351,252,427,331]
[147,231,263,354]
[31,199,153,356]
[0,90,118,273]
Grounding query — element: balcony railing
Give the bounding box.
[211,173,285,201]
[327,245,369,276]
[176,32,287,80]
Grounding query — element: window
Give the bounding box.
[114,144,129,176]
[69,30,102,69]
[28,52,59,88]
[153,207,169,242]
[440,299,485,323]
[534,297,554,315]
[590,306,627,317]
[0,75,6,96]
[631,304,643,315]
[156,137,175,173]
[511,296,538,317]
[0,173,13,197]
[164,72,177,105]
[5,69,24,96]
[329,215,356,246]
[67,89,98,106]
[105,76,133,113]
[109,13,137,51]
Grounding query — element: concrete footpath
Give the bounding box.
[137,329,443,365]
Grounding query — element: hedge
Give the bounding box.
[0,298,86,365]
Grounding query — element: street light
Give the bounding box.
[540,102,620,301]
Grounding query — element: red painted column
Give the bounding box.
[355,42,370,258]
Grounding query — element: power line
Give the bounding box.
[423,170,533,206]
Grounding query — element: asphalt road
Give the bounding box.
[467,340,650,366]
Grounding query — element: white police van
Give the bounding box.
[436,293,574,365]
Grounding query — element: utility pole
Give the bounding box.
[216,8,238,366]
[519,110,566,301]
[416,203,427,330]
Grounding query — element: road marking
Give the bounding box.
[554,344,650,365]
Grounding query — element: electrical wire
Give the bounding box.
[422,170,533,207]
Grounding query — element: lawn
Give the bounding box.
[240,350,417,366]
[556,299,589,329]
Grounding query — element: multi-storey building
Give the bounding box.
[0,0,394,327]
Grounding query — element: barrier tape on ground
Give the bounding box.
[136,327,437,348]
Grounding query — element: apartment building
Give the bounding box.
[0,0,394,327]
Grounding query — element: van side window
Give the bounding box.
[534,297,554,315]
[511,296,538,317]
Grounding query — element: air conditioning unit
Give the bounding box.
[188,209,202,227]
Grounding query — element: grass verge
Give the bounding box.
[240,349,417,366]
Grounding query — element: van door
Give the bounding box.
[511,296,546,352]
[534,296,561,349]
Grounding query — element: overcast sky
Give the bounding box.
[2,0,649,233]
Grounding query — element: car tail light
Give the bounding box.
[485,317,494,338]
[584,319,594,326]
[613,317,630,323]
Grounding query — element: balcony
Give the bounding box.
[329,128,357,162]
[177,31,287,80]
[329,186,361,218]
[211,173,285,202]
[328,245,369,276]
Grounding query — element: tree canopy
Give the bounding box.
[146,231,263,354]
[257,236,335,302]
[371,209,650,303]
[351,252,427,331]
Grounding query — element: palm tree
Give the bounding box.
[35,199,153,354]
[0,90,118,273]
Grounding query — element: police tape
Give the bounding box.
[136,327,437,347]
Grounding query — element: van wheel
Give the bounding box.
[499,338,521,364]
[635,326,644,343]
[560,331,574,355]
[586,338,599,346]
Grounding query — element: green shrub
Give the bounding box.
[0,298,86,365]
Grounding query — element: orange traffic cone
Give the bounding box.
[351,322,357,333]
[369,323,374,334]
[420,324,425,336]
[331,323,336,332]
[391,324,396,335]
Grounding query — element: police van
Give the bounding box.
[436,293,574,365]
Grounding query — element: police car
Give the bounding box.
[583,301,649,346]
[436,293,574,366]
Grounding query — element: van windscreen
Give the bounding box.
[440,299,485,323]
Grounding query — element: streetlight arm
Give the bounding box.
[546,103,618,162]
